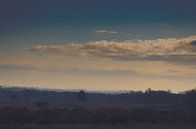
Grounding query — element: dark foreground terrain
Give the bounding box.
[0,86,196,129]
[1,123,196,129]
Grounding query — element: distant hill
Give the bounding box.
[0,86,196,110]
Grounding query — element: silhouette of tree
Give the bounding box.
[145,88,152,93]
[77,90,87,102]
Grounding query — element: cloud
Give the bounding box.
[0,63,137,77]
[95,29,119,34]
[191,40,196,46]
[29,44,67,53]
[1,63,195,78]
[29,35,196,63]
[0,64,42,72]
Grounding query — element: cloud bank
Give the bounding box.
[29,35,196,63]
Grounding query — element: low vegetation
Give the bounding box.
[0,86,196,129]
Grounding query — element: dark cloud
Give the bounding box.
[190,40,196,46]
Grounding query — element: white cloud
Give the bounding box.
[29,44,67,53]
[29,35,196,62]
[95,29,119,34]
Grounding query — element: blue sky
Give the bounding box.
[0,0,196,91]
[1,0,196,47]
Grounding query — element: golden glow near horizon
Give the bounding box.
[0,36,196,92]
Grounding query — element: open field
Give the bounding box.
[1,123,196,129]
[0,87,196,129]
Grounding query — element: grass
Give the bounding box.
[0,123,196,129]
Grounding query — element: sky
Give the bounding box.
[0,0,196,92]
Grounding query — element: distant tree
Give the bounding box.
[167,89,172,94]
[145,88,152,93]
[77,90,87,102]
